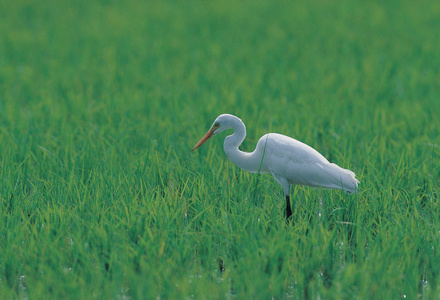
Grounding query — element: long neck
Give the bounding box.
[223,118,261,173]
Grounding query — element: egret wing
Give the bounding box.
[261,133,358,193]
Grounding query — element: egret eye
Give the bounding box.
[214,123,220,128]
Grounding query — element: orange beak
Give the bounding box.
[192,129,214,152]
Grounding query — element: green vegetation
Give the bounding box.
[1,0,439,298]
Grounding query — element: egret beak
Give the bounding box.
[192,129,214,152]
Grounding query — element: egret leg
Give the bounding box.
[286,195,292,221]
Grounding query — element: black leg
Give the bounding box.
[286,195,292,221]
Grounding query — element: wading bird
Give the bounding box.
[192,114,359,220]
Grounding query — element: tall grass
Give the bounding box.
[1,0,439,298]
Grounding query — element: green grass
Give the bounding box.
[1,0,440,298]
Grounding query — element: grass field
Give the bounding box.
[1,0,440,298]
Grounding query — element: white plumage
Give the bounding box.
[192,114,359,220]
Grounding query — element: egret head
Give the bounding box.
[211,114,236,135]
[192,114,237,151]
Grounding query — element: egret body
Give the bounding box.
[192,114,359,220]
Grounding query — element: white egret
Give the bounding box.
[192,114,359,220]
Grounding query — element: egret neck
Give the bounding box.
[222,116,263,174]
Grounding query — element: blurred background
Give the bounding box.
[1,0,439,147]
